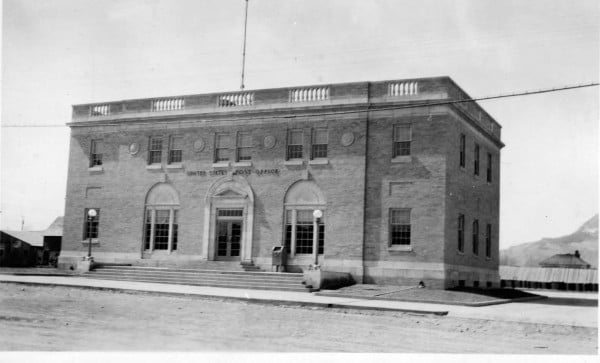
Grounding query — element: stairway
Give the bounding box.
[81,265,308,292]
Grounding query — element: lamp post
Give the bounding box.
[87,209,97,260]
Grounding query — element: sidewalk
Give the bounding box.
[0,274,597,327]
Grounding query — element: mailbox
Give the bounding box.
[272,246,287,268]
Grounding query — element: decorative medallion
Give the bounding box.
[128,142,139,155]
[193,138,205,152]
[263,135,276,149]
[340,132,355,147]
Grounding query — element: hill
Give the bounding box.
[500,214,598,267]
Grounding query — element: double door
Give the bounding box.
[216,220,242,260]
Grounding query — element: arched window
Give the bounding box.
[283,181,326,257]
[144,183,180,253]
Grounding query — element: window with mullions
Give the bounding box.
[215,134,231,162]
[487,153,493,183]
[83,208,100,239]
[474,144,480,176]
[90,140,103,167]
[459,134,466,167]
[284,210,324,254]
[472,219,479,255]
[393,124,412,157]
[144,209,178,251]
[389,209,411,245]
[458,214,465,252]
[287,130,303,159]
[485,223,492,258]
[236,133,252,161]
[168,136,183,164]
[148,137,162,164]
[311,128,328,159]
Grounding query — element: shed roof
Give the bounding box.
[539,253,591,269]
[1,230,44,247]
[43,217,63,237]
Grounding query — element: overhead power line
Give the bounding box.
[1,82,598,127]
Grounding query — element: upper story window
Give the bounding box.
[487,152,493,183]
[389,208,411,246]
[457,214,465,252]
[148,137,163,164]
[311,128,328,159]
[472,219,479,256]
[393,124,412,157]
[215,134,231,162]
[90,140,103,167]
[485,223,492,258]
[168,136,183,164]
[236,132,253,161]
[459,134,466,168]
[83,208,100,239]
[474,144,480,176]
[287,129,303,160]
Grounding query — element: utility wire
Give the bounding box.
[2,82,598,127]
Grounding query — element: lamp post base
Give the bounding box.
[77,257,94,273]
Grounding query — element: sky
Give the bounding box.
[1,0,598,249]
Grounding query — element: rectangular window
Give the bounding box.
[474,144,480,175]
[148,137,162,164]
[393,124,412,157]
[389,209,411,245]
[144,210,152,250]
[459,134,466,167]
[153,210,170,250]
[284,210,293,254]
[311,128,328,159]
[90,140,103,167]
[172,211,178,251]
[83,208,100,239]
[287,130,303,159]
[485,223,492,258]
[236,133,253,161]
[295,210,314,254]
[487,153,493,183]
[168,136,183,164]
[472,219,479,255]
[457,214,465,252]
[215,134,231,162]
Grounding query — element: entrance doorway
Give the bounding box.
[215,209,243,260]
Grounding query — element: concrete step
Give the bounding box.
[95,265,303,277]
[83,266,308,292]
[82,274,308,292]
[86,271,304,284]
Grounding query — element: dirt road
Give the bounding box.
[0,283,596,353]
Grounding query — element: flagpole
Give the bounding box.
[240,0,249,90]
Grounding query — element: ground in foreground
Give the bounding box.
[0,283,596,353]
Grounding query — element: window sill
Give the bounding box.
[212,162,230,168]
[388,245,413,252]
[81,240,100,245]
[146,164,162,170]
[88,166,104,172]
[308,159,329,165]
[232,161,252,167]
[166,163,184,169]
[456,250,465,255]
[284,160,303,166]
[391,156,411,163]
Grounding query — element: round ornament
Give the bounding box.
[340,132,355,147]
[193,138,205,152]
[128,142,140,155]
[263,135,276,149]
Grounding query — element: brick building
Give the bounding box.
[60,77,503,288]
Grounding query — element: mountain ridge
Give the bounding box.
[500,214,598,267]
